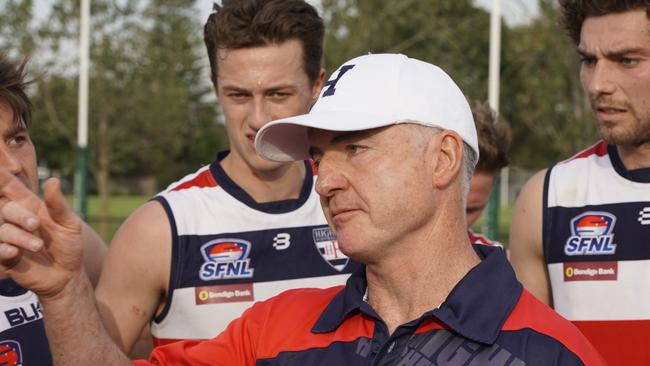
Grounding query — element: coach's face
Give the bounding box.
[579,9,650,147]
[309,125,440,263]
[0,103,38,195]
[215,40,324,174]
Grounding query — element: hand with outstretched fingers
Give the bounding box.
[0,168,84,301]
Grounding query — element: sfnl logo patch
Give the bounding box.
[199,239,254,280]
[0,340,23,366]
[565,211,617,256]
[313,227,349,271]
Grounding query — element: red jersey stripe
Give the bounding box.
[308,159,318,175]
[565,140,608,162]
[573,319,650,365]
[169,169,218,192]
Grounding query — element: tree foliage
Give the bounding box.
[322,0,491,101]
[500,0,598,168]
[1,0,226,192]
[321,0,598,170]
[1,0,599,192]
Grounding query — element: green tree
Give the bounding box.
[0,0,35,56]
[3,0,226,240]
[127,0,226,187]
[321,0,492,101]
[500,0,597,169]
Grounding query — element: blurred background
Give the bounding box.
[0,0,599,243]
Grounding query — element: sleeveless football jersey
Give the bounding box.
[150,151,359,345]
[0,278,53,365]
[543,140,650,364]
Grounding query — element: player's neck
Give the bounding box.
[616,142,650,170]
[221,153,307,203]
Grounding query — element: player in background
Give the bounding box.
[0,55,106,365]
[93,0,358,356]
[466,101,511,247]
[509,1,650,363]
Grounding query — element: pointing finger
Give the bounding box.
[0,167,40,210]
[43,178,78,228]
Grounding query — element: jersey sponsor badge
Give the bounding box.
[195,283,254,305]
[563,261,617,281]
[564,211,617,256]
[312,227,349,271]
[199,239,254,281]
[0,340,23,366]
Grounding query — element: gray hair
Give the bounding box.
[406,123,477,204]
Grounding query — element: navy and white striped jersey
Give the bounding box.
[544,140,650,364]
[151,151,359,345]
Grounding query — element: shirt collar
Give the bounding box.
[312,265,367,334]
[312,245,522,345]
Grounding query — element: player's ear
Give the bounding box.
[311,68,326,101]
[431,131,463,190]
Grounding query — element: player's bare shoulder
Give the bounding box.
[509,169,551,304]
[112,200,170,262]
[510,169,547,255]
[98,200,172,294]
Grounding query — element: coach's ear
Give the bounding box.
[431,130,464,190]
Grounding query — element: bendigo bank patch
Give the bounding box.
[195,283,255,305]
[563,261,618,281]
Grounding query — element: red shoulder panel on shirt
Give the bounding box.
[169,169,218,192]
[252,286,373,360]
[503,290,606,366]
[565,141,608,162]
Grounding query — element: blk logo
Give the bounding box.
[5,302,42,327]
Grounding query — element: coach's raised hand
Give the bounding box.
[0,167,84,300]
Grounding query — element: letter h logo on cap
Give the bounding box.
[322,65,355,97]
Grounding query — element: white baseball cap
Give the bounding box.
[255,53,478,162]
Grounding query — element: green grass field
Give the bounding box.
[66,195,149,243]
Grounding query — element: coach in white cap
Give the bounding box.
[0,54,603,365]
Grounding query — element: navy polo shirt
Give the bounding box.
[141,245,605,365]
